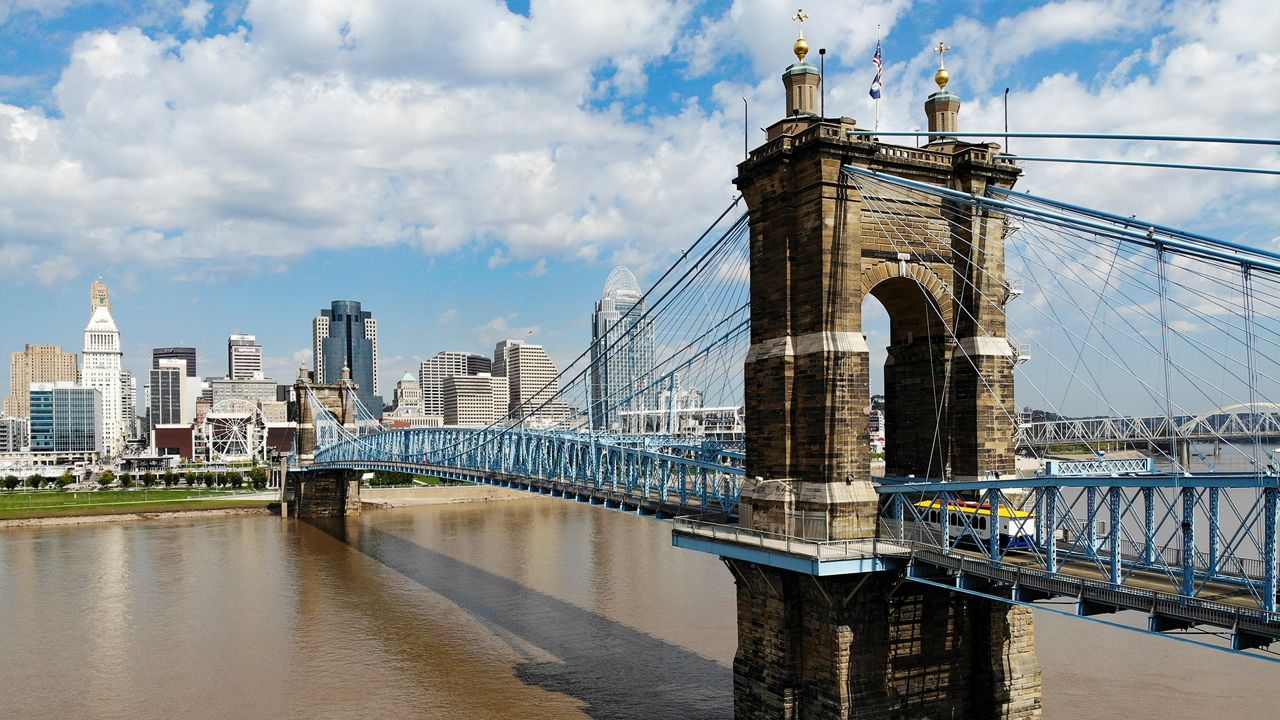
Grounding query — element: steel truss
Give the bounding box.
[1019,405,1280,449]
[313,426,745,514]
[878,474,1280,650]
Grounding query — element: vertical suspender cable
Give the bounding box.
[1243,266,1263,480]
[1154,239,1178,478]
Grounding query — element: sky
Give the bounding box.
[0,0,1277,411]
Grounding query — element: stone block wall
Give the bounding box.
[286,469,362,518]
[730,563,1042,720]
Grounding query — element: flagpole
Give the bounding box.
[874,25,881,131]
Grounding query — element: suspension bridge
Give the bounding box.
[282,36,1280,720]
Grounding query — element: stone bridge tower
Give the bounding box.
[292,366,360,465]
[728,30,1041,720]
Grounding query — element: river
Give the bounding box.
[0,498,1273,719]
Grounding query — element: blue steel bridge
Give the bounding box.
[305,133,1280,661]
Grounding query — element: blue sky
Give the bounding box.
[0,0,1276,412]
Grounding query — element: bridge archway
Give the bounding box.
[861,260,953,479]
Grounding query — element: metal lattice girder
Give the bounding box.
[312,426,744,514]
[1019,406,1280,449]
[877,474,1280,615]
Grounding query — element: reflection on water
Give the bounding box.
[0,499,1274,719]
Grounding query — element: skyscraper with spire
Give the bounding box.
[590,267,656,429]
[82,280,124,456]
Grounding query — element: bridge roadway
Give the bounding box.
[307,459,738,519]
[672,518,1280,652]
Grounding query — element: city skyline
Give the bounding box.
[0,2,1276,417]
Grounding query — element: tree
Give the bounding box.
[2,476,19,491]
[228,473,244,490]
[97,471,114,488]
[185,471,199,487]
[56,471,74,489]
[203,473,216,488]
[26,474,43,489]
[119,473,133,489]
[248,467,268,491]
[162,471,177,488]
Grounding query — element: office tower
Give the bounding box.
[120,370,136,441]
[418,351,491,416]
[493,340,559,415]
[227,333,263,380]
[313,300,381,414]
[590,267,656,430]
[4,344,79,418]
[29,382,103,461]
[148,359,200,425]
[442,373,508,427]
[83,282,124,456]
[152,347,197,378]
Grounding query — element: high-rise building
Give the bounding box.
[148,358,200,426]
[313,300,381,414]
[29,382,102,462]
[442,373,509,427]
[4,344,79,418]
[0,416,28,453]
[493,340,560,416]
[83,282,124,456]
[152,347,197,378]
[590,267,656,430]
[120,370,137,441]
[419,351,491,416]
[227,333,263,380]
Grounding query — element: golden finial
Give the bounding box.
[933,41,952,90]
[792,9,810,62]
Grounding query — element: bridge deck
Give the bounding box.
[672,518,1280,650]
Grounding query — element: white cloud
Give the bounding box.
[0,0,1275,291]
[471,315,539,350]
[437,308,458,325]
[0,0,744,284]
[262,348,312,382]
[180,0,212,33]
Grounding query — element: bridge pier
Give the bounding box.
[283,469,362,518]
[730,568,1039,720]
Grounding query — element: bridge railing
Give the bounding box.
[672,516,911,562]
[875,476,1279,613]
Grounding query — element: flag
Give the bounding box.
[869,41,883,99]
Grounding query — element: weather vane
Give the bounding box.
[792,8,809,35]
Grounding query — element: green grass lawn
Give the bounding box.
[0,489,273,519]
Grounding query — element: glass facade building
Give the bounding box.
[590,267,656,430]
[29,382,103,460]
[313,300,382,415]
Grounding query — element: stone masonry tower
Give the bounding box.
[727,25,1041,720]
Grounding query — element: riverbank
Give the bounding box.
[361,485,538,508]
[0,504,273,529]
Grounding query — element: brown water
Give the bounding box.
[0,499,1274,719]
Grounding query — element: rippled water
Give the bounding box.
[0,499,1273,719]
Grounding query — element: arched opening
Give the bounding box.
[864,276,951,479]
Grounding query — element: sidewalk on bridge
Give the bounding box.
[361,485,539,509]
